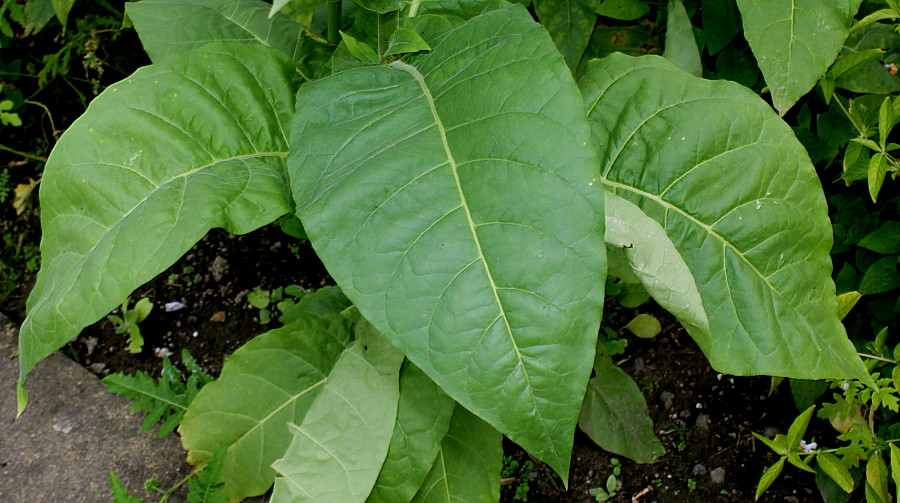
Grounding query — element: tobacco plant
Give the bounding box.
[14,0,877,500]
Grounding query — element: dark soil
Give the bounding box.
[4,222,827,503]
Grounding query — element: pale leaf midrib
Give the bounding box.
[388,60,559,466]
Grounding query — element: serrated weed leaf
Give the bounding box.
[102,366,193,438]
[110,472,149,503]
[17,42,297,411]
[179,313,353,500]
[580,54,868,381]
[289,2,605,478]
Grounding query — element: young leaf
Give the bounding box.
[663,0,701,77]
[859,256,900,295]
[280,286,352,324]
[533,0,596,69]
[187,448,228,503]
[579,358,666,464]
[736,0,858,115]
[752,432,789,456]
[270,320,405,503]
[384,28,431,58]
[17,42,297,412]
[110,472,149,503]
[786,405,816,454]
[340,30,381,64]
[890,444,900,502]
[133,298,153,322]
[102,357,200,437]
[836,292,863,320]
[581,54,869,382]
[623,313,662,339]
[367,363,456,503]
[868,454,890,503]
[179,313,353,500]
[410,404,503,503]
[290,1,605,478]
[868,152,887,203]
[859,223,900,255]
[126,0,304,64]
[755,458,785,500]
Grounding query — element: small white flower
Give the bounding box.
[154,347,174,358]
[798,440,818,453]
[840,381,850,391]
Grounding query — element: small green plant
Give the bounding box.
[106,297,153,353]
[501,456,534,502]
[588,458,622,502]
[245,285,308,325]
[102,350,212,437]
[110,447,228,503]
[686,478,696,491]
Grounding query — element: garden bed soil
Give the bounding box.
[0,224,828,503]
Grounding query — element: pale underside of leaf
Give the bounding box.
[18,43,296,411]
[179,313,352,500]
[604,192,709,345]
[580,54,867,380]
[290,3,605,478]
[270,323,404,503]
[736,0,856,115]
[126,0,304,64]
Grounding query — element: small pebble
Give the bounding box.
[711,467,725,484]
[693,463,707,476]
[165,301,186,312]
[661,391,675,410]
[695,414,711,430]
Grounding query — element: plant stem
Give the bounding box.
[25,99,57,135]
[0,144,47,163]
[834,94,868,137]
[409,0,422,17]
[327,0,342,45]
[858,352,896,364]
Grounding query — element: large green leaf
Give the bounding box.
[17,43,296,412]
[736,0,857,115]
[410,404,502,503]
[179,313,353,500]
[270,320,405,503]
[289,2,605,477]
[533,0,596,70]
[126,0,304,64]
[579,358,665,464]
[368,363,455,503]
[604,192,709,343]
[580,54,867,380]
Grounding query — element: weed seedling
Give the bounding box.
[501,455,534,502]
[246,285,308,325]
[589,458,623,502]
[106,297,153,353]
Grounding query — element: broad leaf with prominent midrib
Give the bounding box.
[410,404,502,503]
[270,319,405,503]
[289,2,605,477]
[736,0,857,115]
[581,54,867,380]
[126,0,304,65]
[18,42,296,411]
[179,311,353,500]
